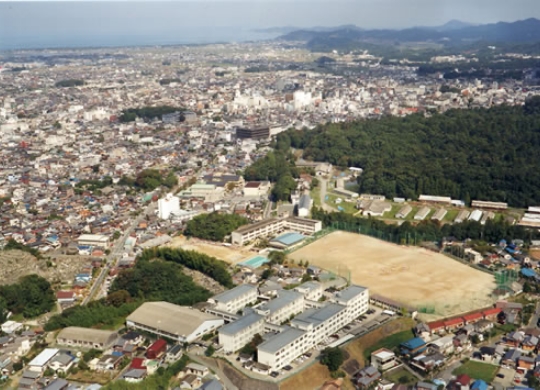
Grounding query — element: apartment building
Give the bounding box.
[294,281,324,302]
[332,285,370,322]
[218,313,265,353]
[207,284,258,314]
[231,217,322,245]
[256,285,369,371]
[254,290,304,325]
[257,327,308,370]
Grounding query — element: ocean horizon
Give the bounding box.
[0,2,281,51]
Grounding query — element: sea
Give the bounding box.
[0,2,281,51]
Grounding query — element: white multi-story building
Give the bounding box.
[294,281,324,302]
[208,284,258,315]
[218,313,265,353]
[254,290,304,325]
[231,217,322,245]
[257,285,369,370]
[158,193,180,220]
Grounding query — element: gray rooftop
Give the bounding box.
[211,284,257,304]
[294,281,322,293]
[292,303,346,329]
[257,326,305,354]
[219,313,264,336]
[255,290,303,315]
[334,285,367,303]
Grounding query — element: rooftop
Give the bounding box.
[257,326,305,354]
[219,313,264,336]
[126,301,221,338]
[255,290,303,315]
[57,327,117,345]
[291,303,346,329]
[211,284,257,304]
[334,285,367,303]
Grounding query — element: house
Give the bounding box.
[371,348,398,372]
[166,345,184,363]
[411,353,445,372]
[444,317,464,331]
[463,312,483,324]
[96,354,124,371]
[18,370,40,389]
[355,366,381,389]
[502,348,521,367]
[179,373,202,389]
[28,348,59,372]
[400,338,427,356]
[199,379,223,390]
[56,291,75,304]
[1,320,22,334]
[522,335,538,351]
[48,352,75,373]
[416,382,438,390]
[470,380,488,390]
[185,362,209,377]
[146,339,167,359]
[453,374,471,390]
[123,368,147,383]
[517,356,535,373]
[44,378,69,390]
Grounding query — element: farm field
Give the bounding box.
[168,236,253,264]
[290,231,496,317]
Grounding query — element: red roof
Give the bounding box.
[444,317,464,327]
[483,308,502,316]
[456,374,471,385]
[427,320,445,330]
[56,291,74,299]
[463,312,483,322]
[130,357,146,369]
[148,339,167,353]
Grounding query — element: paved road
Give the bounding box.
[187,351,238,390]
[318,177,336,212]
[82,201,157,305]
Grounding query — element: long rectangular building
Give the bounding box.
[207,284,258,315]
[126,302,223,343]
[471,200,508,210]
[219,313,265,353]
[231,217,322,246]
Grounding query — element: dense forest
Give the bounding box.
[276,98,540,207]
[110,260,211,305]
[138,247,234,288]
[119,169,177,192]
[312,208,540,245]
[45,259,212,331]
[119,105,184,123]
[184,212,249,241]
[0,275,55,320]
[243,151,298,201]
[55,79,85,87]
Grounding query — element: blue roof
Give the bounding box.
[471,380,488,390]
[521,268,537,278]
[400,337,426,350]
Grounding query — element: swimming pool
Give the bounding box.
[239,255,269,268]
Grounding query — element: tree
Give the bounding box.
[106,290,132,307]
[113,231,122,240]
[205,345,215,357]
[268,251,286,265]
[320,347,345,372]
[12,361,23,372]
[301,273,312,283]
[261,268,274,280]
[184,213,249,242]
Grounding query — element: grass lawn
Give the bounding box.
[384,367,417,385]
[363,329,415,359]
[404,206,420,221]
[384,204,403,219]
[311,186,321,207]
[326,193,357,214]
[444,209,459,222]
[452,361,498,383]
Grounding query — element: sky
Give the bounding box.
[1,1,540,50]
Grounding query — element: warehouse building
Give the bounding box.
[431,209,447,222]
[414,207,431,221]
[126,302,224,343]
[57,327,118,351]
[77,234,109,247]
[471,200,508,210]
[454,210,470,223]
[396,204,412,219]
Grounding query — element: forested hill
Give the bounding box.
[275,98,540,208]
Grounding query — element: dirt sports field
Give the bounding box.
[168,236,253,264]
[290,231,496,317]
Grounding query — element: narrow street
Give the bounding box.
[187,351,239,390]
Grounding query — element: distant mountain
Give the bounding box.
[278,18,540,48]
[255,24,362,35]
